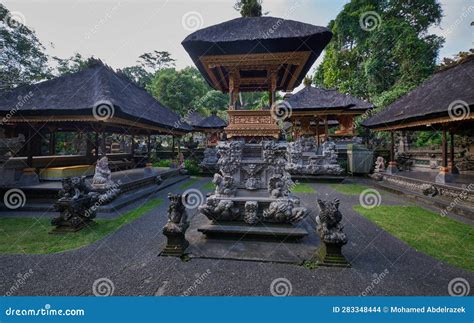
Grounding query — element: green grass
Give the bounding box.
[331,183,370,195]
[290,183,315,193]
[202,181,216,191]
[179,177,199,189]
[354,205,474,272]
[0,198,163,254]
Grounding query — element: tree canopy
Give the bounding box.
[314,0,444,108]
[234,0,263,17]
[0,3,51,90]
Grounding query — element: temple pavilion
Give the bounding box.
[363,55,473,185]
[285,84,373,143]
[0,60,191,184]
[182,16,332,139]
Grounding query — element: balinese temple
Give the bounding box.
[0,60,191,185]
[182,16,332,139]
[363,55,473,186]
[285,85,373,142]
[185,111,227,147]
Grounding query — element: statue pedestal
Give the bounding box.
[317,241,350,267]
[435,166,452,184]
[18,168,40,186]
[161,230,189,257]
[51,196,97,233]
[386,161,398,175]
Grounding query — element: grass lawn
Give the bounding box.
[331,183,370,195]
[290,183,315,193]
[179,177,199,189]
[354,205,474,272]
[0,198,163,254]
[202,181,216,191]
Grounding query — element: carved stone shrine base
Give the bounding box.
[160,231,189,257]
[316,242,350,268]
[198,221,308,242]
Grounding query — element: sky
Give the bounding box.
[3,0,473,80]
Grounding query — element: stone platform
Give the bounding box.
[186,212,318,264]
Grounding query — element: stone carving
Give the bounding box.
[213,173,235,196]
[200,147,219,171]
[0,132,24,164]
[244,201,259,224]
[374,156,385,173]
[242,163,264,190]
[268,174,292,198]
[316,199,347,244]
[161,193,189,256]
[263,198,307,223]
[421,184,439,197]
[315,199,350,267]
[287,138,344,176]
[216,141,243,175]
[92,157,114,189]
[51,177,100,232]
[199,197,239,222]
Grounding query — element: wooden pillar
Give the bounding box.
[449,131,459,174]
[171,135,175,154]
[26,126,33,167]
[441,128,448,168]
[269,71,277,107]
[147,134,151,161]
[49,130,56,156]
[386,130,398,174]
[94,132,99,159]
[315,117,320,147]
[436,127,451,183]
[100,130,106,157]
[324,116,329,141]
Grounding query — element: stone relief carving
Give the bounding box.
[213,173,235,196]
[263,198,307,223]
[244,201,259,224]
[316,199,347,245]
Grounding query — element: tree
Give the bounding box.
[0,3,51,89]
[52,53,94,76]
[314,0,443,107]
[234,0,263,17]
[147,67,210,116]
[120,51,175,88]
[195,90,228,113]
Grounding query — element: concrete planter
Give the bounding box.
[347,144,374,174]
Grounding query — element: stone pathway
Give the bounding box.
[0,178,473,296]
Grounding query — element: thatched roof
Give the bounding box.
[182,17,332,92]
[196,113,227,129]
[363,55,474,130]
[286,86,373,111]
[183,111,206,127]
[0,61,192,133]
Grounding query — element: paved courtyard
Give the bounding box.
[0,178,473,296]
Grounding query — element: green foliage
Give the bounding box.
[195,90,228,112]
[184,159,201,175]
[314,0,444,107]
[234,0,263,17]
[153,159,173,167]
[147,67,210,115]
[354,205,474,271]
[414,131,442,147]
[0,4,52,89]
[290,183,315,193]
[118,65,152,88]
[0,198,163,254]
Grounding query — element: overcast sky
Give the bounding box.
[3,0,473,76]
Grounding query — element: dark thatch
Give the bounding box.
[363,55,474,129]
[0,61,192,132]
[196,113,227,129]
[286,86,374,111]
[182,16,332,91]
[183,111,206,127]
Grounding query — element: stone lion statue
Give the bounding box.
[316,199,347,245]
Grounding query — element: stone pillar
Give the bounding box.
[386,131,398,174]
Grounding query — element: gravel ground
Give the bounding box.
[1,178,472,296]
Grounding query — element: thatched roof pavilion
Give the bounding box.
[286,85,373,139]
[362,55,474,183]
